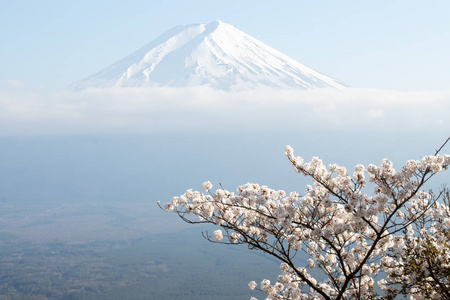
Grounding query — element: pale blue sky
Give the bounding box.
[1,0,449,91]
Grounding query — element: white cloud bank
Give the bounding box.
[0,86,448,136]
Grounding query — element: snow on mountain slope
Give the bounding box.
[70,20,348,91]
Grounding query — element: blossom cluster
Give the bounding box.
[382,194,450,299]
[162,145,450,299]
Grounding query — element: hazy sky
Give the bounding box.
[1,0,450,91]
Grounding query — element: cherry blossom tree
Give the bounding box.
[160,138,450,300]
[384,188,450,299]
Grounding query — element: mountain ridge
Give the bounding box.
[71,20,348,91]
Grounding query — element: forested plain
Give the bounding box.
[0,227,282,299]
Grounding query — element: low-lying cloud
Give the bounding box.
[0,86,448,136]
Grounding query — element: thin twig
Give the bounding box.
[435,136,450,155]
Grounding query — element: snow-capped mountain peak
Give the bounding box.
[70,20,347,91]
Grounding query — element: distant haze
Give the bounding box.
[0,87,448,136]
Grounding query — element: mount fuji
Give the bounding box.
[71,20,347,91]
